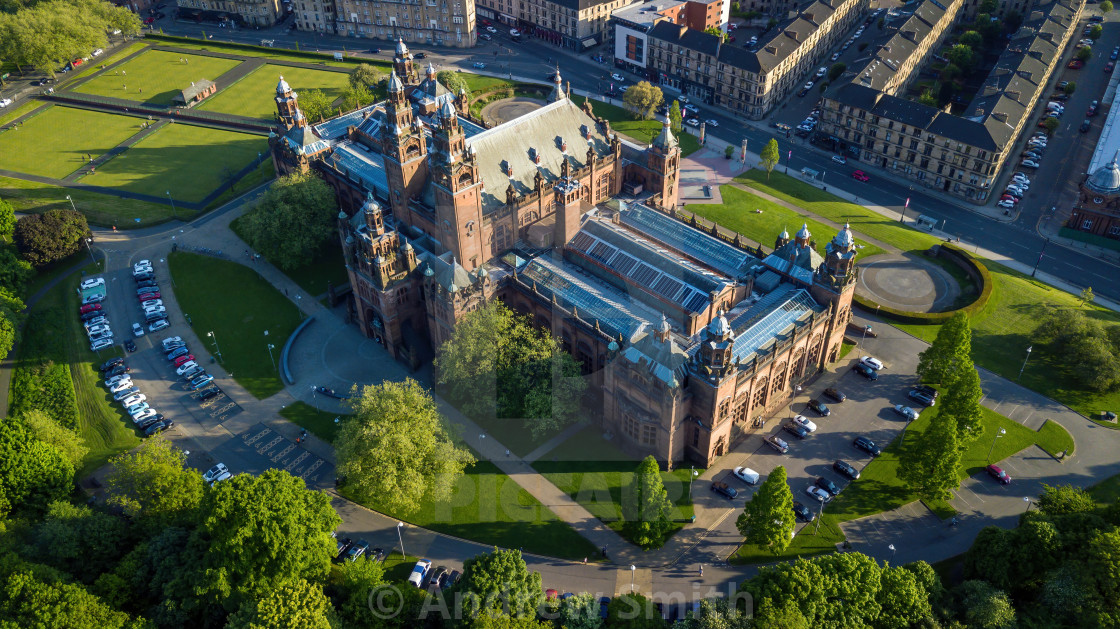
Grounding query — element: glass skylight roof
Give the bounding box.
[618,204,754,278]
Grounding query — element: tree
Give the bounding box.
[960,30,983,49]
[945,44,975,72]
[349,62,383,89]
[939,360,984,448]
[703,26,726,42]
[0,570,140,629]
[21,409,87,466]
[955,580,1016,629]
[916,311,971,384]
[1090,23,1104,40]
[605,593,665,628]
[1064,81,1077,95]
[226,579,334,629]
[437,70,471,100]
[0,0,140,77]
[622,81,664,120]
[0,416,73,516]
[899,405,961,501]
[675,598,751,629]
[0,287,23,362]
[297,88,333,123]
[827,62,846,81]
[877,565,933,628]
[330,556,385,626]
[472,616,554,629]
[106,435,203,528]
[0,198,15,237]
[736,465,795,553]
[1043,117,1060,133]
[29,501,131,584]
[239,171,338,271]
[940,62,961,83]
[337,378,474,514]
[1080,286,1095,307]
[0,245,35,295]
[434,301,586,440]
[558,592,603,629]
[669,100,683,135]
[741,554,885,627]
[759,138,780,180]
[1102,0,1113,12]
[453,548,543,620]
[918,90,938,107]
[623,455,672,548]
[1078,46,1093,62]
[1038,484,1096,516]
[342,83,375,111]
[978,0,998,12]
[13,209,91,267]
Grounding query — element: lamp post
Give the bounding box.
[788,384,803,419]
[858,324,871,351]
[165,190,178,220]
[396,521,406,558]
[1023,496,1034,512]
[687,466,699,500]
[629,565,636,592]
[65,194,77,213]
[1017,346,1033,381]
[899,196,910,223]
[267,343,276,370]
[987,427,1006,463]
[888,543,896,564]
[208,331,223,362]
[1031,239,1051,277]
[82,237,96,265]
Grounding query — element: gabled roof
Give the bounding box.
[623,327,689,387]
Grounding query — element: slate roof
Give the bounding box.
[428,252,475,291]
[848,1,946,93]
[176,79,215,103]
[464,98,613,210]
[283,121,330,156]
[623,328,690,387]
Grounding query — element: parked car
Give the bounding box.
[334,536,352,560]
[120,393,146,407]
[860,356,884,370]
[175,361,198,376]
[79,303,102,314]
[149,319,170,332]
[80,277,105,290]
[113,387,140,402]
[792,501,814,522]
[203,463,229,483]
[912,384,939,399]
[834,460,863,480]
[89,337,113,351]
[733,466,760,485]
[198,387,221,400]
[124,340,136,352]
[109,380,134,394]
[852,363,878,380]
[806,399,830,417]
[1020,160,1040,169]
[986,464,1012,485]
[408,559,432,587]
[783,422,809,440]
[853,436,881,456]
[710,481,737,499]
[831,154,846,165]
[133,410,158,425]
[851,170,870,182]
[815,476,840,496]
[1068,59,1084,69]
[823,387,847,402]
[167,347,190,360]
[1081,119,1093,133]
[805,485,832,503]
[126,402,150,417]
[189,374,214,389]
[765,435,789,454]
[346,539,369,562]
[99,357,125,372]
[144,420,173,436]
[907,389,937,407]
[894,404,922,420]
[105,365,129,377]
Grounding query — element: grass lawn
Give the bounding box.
[147,36,392,71]
[0,175,174,227]
[203,157,275,211]
[9,260,140,478]
[167,251,302,398]
[341,458,599,560]
[686,186,887,258]
[68,43,148,82]
[0,99,45,126]
[82,123,266,204]
[279,401,348,443]
[532,425,697,548]
[198,63,351,120]
[731,405,1074,563]
[571,95,701,157]
[0,106,142,179]
[73,49,242,106]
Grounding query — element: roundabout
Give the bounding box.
[856,253,962,312]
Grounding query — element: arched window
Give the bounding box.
[772,361,788,395]
[807,333,823,366]
[458,172,473,188]
[791,347,807,379]
[752,376,769,409]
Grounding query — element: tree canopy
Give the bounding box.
[605,592,665,628]
[13,209,91,267]
[225,578,334,629]
[337,378,474,514]
[917,311,972,384]
[622,81,664,120]
[437,69,471,100]
[0,415,73,516]
[106,435,204,528]
[760,138,781,179]
[0,569,142,628]
[21,409,87,467]
[669,100,683,135]
[238,171,338,271]
[0,0,140,76]
[622,455,673,548]
[899,404,961,501]
[452,548,543,620]
[736,465,795,553]
[349,63,384,88]
[297,88,333,123]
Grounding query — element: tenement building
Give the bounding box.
[816,0,1080,203]
[175,0,284,26]
[294,0,477,46]
[610,0,727,76]
[1068,152,1120,241]
[477,0,649,49]
[645,0,868,117]
[268,43,857,468]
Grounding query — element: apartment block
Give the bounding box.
[843,0,962,97]
[645,0,868,118]
[175,0,284,26]
[477,0,649,49]
[293,0,477,46]
[610,0,727,75]
[817,0,1081,204]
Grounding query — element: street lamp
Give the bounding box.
[166,190,178,220]
[82,237,96,265]
[1017,346,1033,381]
[899,196,910,223]
[629,565,636,592]
[396,521,406,557]
[788,384,803,419]
[987,427,1006,463]
[207,330,223,362]
[1023,496,1034,512]
[858,324,872,351]
[687,466,699,500]
[888,543,896,563]
[65,194,77,213]
[1031,239,1051,277]
[266,343,276,370]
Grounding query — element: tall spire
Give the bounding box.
[550,67,564,102]
[651,108,677,151]
[388,70,403,93]
[396,37,409,56]
[426,62,436,81]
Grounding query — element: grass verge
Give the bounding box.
[9,260,140,477]
[341,458,599,560]
[0,175,174,227]
[167,251,301,398]
[229,212,349,297]
[0,106,145,179]
[532,425,696,548]
[279,401,347,443]
[197,63,351,120]
[73,49,242,107]
[571,95,701,157]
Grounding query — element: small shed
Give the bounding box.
[173,79,217,107]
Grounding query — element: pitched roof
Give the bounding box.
[177,79,215,103]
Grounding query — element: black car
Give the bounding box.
[853,436,881,456]
[369,547,386,563]
[852,363,878,380]
[834,460,860,479]
[783,422,809,440]
[124,340,137,353]
[80,311,104,322]
[429,567,447,587]
[414,52,426,59]
[912,384,939,399]
[315,386,344,399]
[144,420,174,436]
[815,476,840,496]
[792,501,814,522]
[198,387,221,400]
[106,365,130,377]
[600,597,611,619]
[1081,119,1092,133]
[137,415,162,430]
[823,387,847,402]
[445,569,460,589]
[907,389,937,407]
[99,357,125,372]
[806,399,830,417]
[137,279,158,289]
[335,536,352,560]
[368,47,382,53]
[710,481,738,499]
[346,539,369,562]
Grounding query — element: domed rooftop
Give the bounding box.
[276,75,290,94]
[779,227,790,240]
[1086,151,1120,194]
[387,71,403,93]
[361,191,380,214]
[707,309,731,337]
[396,38,409,55]
[832,222,854,248]
[796,223,811,240]
[651,109,677,152]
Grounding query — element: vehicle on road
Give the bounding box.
[791,414,818,432]
[408,559,432,587]
[831,154,846,164]
[765,435,789,454]
[611,73,625,81]
[805,485,832,503]
[806,398,830,417]
[823,387,847,402]
[472,62,486,68]
[851,170,870,182]
[860,356,884,370]
[986,464,1012,485]
[710,481,738,499]
[0,98,12,108]
[853,436,881,456]
[705,118,719,127]
[733,467,759,485]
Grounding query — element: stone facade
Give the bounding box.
[1068,152,1120,241]
[477,0,646,49]
[293,0,477,46]
[175,0,284,26]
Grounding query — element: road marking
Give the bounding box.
[258,436,284,455]
[244,427,271,446]
[271,443,296,463]
[1012,242,1030,249]
[302,459,324,480]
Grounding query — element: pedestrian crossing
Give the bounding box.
[240,424,327,484]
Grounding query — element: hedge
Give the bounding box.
[144,34,392,70]
[9,296,79,430]
[852,243,993,324]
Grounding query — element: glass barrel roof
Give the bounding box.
[726,288,821,363]
[618,204,754,277]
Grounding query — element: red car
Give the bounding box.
[172,354,195,367]
[144,16,155,24]
[79,303,102,314]
[986,464,1012,485]
[138,292,160,301]
[851,170,870,182]
[1107,61,1115,73]
[1068,59,1084,69]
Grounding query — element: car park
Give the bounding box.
[853,436,881,456]
[834,460,860,479]
[783,422,809,440]
[792,502,814,522]
[144,420,173,436]
[121,393,146,407]
[852,363,878,380]
[791,414,817,432]
[710,481,737,499]
[176,362,198,376]
[908,389,937,407]
[765,435,789,454]
[815,476,840,496]
[851,170,870,182]
[408,560,432,587]
[733,466,759,485]
[806,399,830,417]
[823,387,846,402]
[894,405,921,420]
[860,356,884,370]
[986,464,1011,485]
[805,485,832,503]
